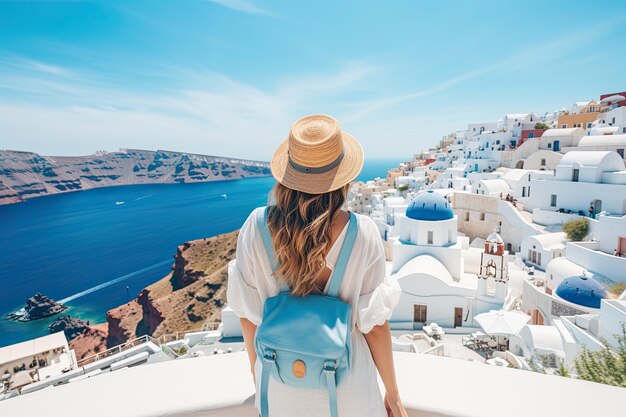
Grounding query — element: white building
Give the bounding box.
[471,179,511,196]
[577,134,626,159]
[520,232,567,271]
[388,191,509,329]
[0,332,76,392]
[524,151,626,217]
[540,128,585,153]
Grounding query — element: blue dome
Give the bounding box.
[406,191,454,221]
[555,275,607,309]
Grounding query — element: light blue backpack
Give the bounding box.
[255,205,359,417]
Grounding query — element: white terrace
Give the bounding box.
[0,351,621,417]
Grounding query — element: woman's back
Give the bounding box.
[227,206,399,332]
[227,206,401,417]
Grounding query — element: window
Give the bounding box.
[480,213,485,221]
[548,143,552,149]
[572,169,579,182]
[413,304,427,323]
[522,187,526,197]
[465,212,470,221]
[618,149,624,159]
[561,124,567,128]
[528,132,534,139]
[587,122,592,129]
[528,186,531,197]
[541,158,546,166]
[550,194,557,207]
[427,231,434,244]
[528,250,542,266]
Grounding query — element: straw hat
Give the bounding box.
[270,114,364,194]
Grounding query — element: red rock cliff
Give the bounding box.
[104,230,238,347]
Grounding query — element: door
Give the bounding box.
[572,169,579,182]
[454,308,463,328]
[592,199,602,214]
[618,237,626,256]
[553,140,560,152]
[413,304,427,329]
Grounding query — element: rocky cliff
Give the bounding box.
[6,293,68,322]
[0,148,271,205]
[105,230,238,347]
[69,323,109,362]
[49,315,90,340]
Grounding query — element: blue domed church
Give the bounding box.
[388,191,509,330]
[555,274,607,309]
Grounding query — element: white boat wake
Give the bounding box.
[57,259,172,304]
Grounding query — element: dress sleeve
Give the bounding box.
[355,220,402,334]
[226,208,264,325]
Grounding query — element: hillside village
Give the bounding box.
[348,91,626,370]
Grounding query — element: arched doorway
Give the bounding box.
[515,160,525,169]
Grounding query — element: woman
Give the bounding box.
[227,114,407,417]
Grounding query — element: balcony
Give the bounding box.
[0,351,621,417]
[566,241,626,282]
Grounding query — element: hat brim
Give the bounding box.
[270,131,364,194]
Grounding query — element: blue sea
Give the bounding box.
[0,158,405,347]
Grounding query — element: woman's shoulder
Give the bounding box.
[352,212,380,244]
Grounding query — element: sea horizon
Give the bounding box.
[0,157,406,347]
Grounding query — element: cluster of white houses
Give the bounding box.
[348,91,626,369]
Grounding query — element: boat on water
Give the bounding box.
[220,194,227,199]
[115,201,125,205]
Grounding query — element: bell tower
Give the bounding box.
[478,231,509,300]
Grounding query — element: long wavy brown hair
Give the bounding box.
[266,182,350,296]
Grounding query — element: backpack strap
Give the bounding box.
[259,350,276,417]
[326,211,359,298]
[257,206,290,292]
[324,361,339,417]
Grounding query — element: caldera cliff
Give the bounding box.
[70,230,238,360]
[0,148,270,205]
[109,230,237,346]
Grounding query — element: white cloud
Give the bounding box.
[0,60,412,159]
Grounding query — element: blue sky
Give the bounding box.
[0,0,625,160]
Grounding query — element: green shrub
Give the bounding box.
[574,323,626,387]
[563,218,589,241]
[534,122,549,130]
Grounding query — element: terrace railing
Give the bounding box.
[76,334,158,367]
[155,322,222,344]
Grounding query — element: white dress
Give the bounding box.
[227,206,402,417]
